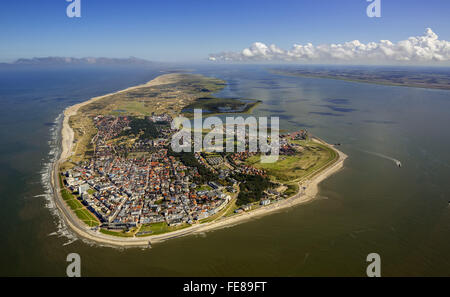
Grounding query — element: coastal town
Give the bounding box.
[52,73,345,245]
[60,113,310,234]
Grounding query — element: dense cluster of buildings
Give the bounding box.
[62,114,308,231]
[63,115,232,230]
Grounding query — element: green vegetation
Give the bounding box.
[66,198,81,210]
[284,183,299,198]
[78,74,226,118]
[136,222,191,236]
[61,188,73,201]
[68,115,97,163]
[245,140,337,184]
[167,148,219,184]
[60,72,342,235]
[67,73,226,165]
[100,228,134,237]
[58,174,64,188]
[233,174,273,206]
[196,184,213,191]
[60,188,99,227]
[118,117,168,140]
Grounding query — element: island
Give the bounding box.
[271,67,450,90]
[51,73,347,247]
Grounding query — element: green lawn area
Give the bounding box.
[284,183,299,198]
[60,188,99,227]
[66,198,82,210]
[61,188,73,201]
[100,228,135,237]
[75,209,99,227]
[58,174,64,188]
[118,101,151,116]
[136,222,191,236]
[196,184,213,191]
[245,140,337,184]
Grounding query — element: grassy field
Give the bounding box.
[60,188,99,227]
[196,184,213,191]
[245,140,338,184]
[68,115,97,164]
[65,74,227,167]
[78,74,226,118]
[100,228,135,237]
[283,183,299,198]
[136,222,191,237]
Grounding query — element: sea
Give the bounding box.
[0,64,449,276]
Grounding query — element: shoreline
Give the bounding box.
[51,74,348,248]
[270,70,450,91]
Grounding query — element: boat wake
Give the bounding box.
[359,149,402,167]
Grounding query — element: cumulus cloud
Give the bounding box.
[209,28,450,64]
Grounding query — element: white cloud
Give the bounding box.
[209,28,450,64]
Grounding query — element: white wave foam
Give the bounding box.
[36,113,79,246]
[36,113,159,249]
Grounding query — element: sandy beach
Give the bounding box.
[60,73,182,161]
[52,74,348,248]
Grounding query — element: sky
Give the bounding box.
[1,0,450,64]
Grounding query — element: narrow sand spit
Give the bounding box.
[60,73,180,161]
